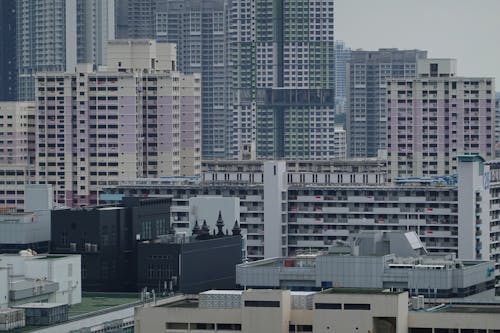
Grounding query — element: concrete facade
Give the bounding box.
[229,0,336,160]
[35,40,201,207]
[334,40,351,110]
[103,157,495,279]
[387,59,495,178]
[15,0,115,101]
[236,232,496,298]
[0,254,81,308]
[156,0,232,160]
[0,102,35,209]
[135,289,500,333]
[347,49,427,158]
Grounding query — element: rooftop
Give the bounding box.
[434,305,500,314]
[320,288,405,295]
[16,303,67,309]
[161,298,199,308]
[67,293,140,317]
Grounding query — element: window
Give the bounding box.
[315,303,341,309]
[343,303,371,310]
[191,323,215,330]
[296,325,313,332]
[216,323,241,331]
[166,322,188,330]
[244,300,280,307]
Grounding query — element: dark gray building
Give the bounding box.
[137,233,243,294]
[51,197,243,293]
[346,49,427,158]
[0,0,17,101]
[51,197,171,291]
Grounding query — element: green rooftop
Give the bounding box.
[68,293,140,317]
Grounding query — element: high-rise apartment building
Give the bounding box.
[116,0,157,39]
[116,0,232,159]
[156,0,231,160]
[0,102,35,208]
[16,0,115,101]
[387,59,495,178]
[35,40,201,207]
[334,40,351,112]
[347,49,427,158]
[495,92,500,156]
[230,0,336,160]
[0,0,17,101]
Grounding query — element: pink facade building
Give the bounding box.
[387,59,495,179]
[35,40,201,207]
[0,102,36,208]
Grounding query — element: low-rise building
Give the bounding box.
[51,197,242,293]
[236,231,496,298]
[0,185,52,254]
[0,253,81,308]
[51,197,171,292]
[134,288,500,333]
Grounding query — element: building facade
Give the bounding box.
[0,0,17,101]
[334,40,351,111]
[102,156,493,280]
[0,254,81,308]
[0,102,35,209]
[0,185,52,254]
[51,197,242,293]
[347,49,427,158]
[35,40,201,207]
[387,59,495,179]
[134,289,500,333]
[236,232,496,298]
[495,92,500,156]
[229,0,336,160]
[51,197,171,292]
[15,0,115,101]
[333,126,347,159]
[156,0,231,160]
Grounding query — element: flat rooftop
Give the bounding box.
[16,302,67,309]
[320,288,405,295]
[434,305,500,314]
[68,293,140,317]
[161,298,199,308]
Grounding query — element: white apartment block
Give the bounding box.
[35,40,201,207]
[135,289,500,333]
[103,156,498,286]
[333,126,347,159]
[387,59,495,179]
[0,102,35,209]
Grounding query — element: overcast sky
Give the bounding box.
[335,0,500,86]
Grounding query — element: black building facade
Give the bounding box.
[137,234,242,294]
[51,197,171,291]
[51,198,243,294]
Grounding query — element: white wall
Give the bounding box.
[189,196,240,233]
[263,161,287,258]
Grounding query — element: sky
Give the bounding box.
[335,0,500,85]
